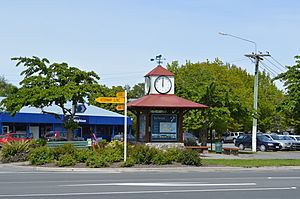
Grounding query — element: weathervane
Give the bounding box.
[150,54,166,65]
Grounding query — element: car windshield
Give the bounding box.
[237,135,246,139]
[270,135,283,140]
[185,133,195,138]
[282,136,293,140]
[45,132,55,137]
[258,135,271,141]
[11,134,27,138]
[45,131,66,137]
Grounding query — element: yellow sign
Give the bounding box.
[116,104,125,111]
[116,92,125,98]
[95,97,125,104]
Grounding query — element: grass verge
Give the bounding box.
[202,159,300,167]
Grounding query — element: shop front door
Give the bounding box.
[30,126,39,139]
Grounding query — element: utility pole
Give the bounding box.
[245,53,270,152]
[219,32,271,152]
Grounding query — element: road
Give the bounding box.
[0,165,299,199]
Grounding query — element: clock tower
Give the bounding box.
[128,55,208,145]
[144,65,175,95]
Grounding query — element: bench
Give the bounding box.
[47,141,89,149]
[223,147,239,155]
[185,146,209,154]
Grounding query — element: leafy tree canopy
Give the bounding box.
[274,55,300,133]
[1,56,104,140]
[0,76,17,97]
[167,59,285,135]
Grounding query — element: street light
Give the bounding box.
[218,32,257,54]
[219,32,263,152]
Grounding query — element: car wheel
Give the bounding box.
[239,143,245,150]
[260,145,266,152]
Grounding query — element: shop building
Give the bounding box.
[0,98,132,141]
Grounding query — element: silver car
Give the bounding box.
[289,135,300,142]
[281,135,300,150]
[264,134,293,150]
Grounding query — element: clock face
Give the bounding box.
[145,76,151,95]
[154,76,172,94]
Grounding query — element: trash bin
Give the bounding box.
[215,142,222,153]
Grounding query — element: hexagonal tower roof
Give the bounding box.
[144,65,174,77]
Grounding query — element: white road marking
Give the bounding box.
[268,177,300,180]
[0,171,121,174]
[61,182,256,187]
[0,187,295,197]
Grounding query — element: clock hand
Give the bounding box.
[162,78,164,87]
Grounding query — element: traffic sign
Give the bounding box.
[116,92,125,98]
[116,104,124,111]
[95,97,125,104]
[76,104,87,113]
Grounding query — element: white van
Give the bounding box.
[221,132,244,143]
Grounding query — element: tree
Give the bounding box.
[0,76,17,96]
[274,55,300,133]
[129,83,144,98]
[167,58,285,138]
[1,56,103,140]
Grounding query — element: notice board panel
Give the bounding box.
[151,114,177,141]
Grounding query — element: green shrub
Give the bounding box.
[121,157,135,167]
[0,141,32,163]
[75,149,91,163]
[57,154,77,167]
[86,153,110,168]
[98,139,107,148]
[178,149,201,166]
[152,151,172,165]
[106,140,123,149]
[30,139,47,148]
[52,144,78,160]
[29,146,54,165]
[129,145,158,165]
[104,144,124,162]
[165,148,182,162]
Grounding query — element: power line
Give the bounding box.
[264,57,285,73]
[260,60,279,76]
[260,61,278,77]
[228,58,250,63]
[270,56,287,70]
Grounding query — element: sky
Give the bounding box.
[0,0,299,89]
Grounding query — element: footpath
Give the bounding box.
[1,161,300,173]
[201,151,300,159]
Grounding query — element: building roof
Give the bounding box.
[127,94,208,109]
[145,65,174,77]
[0,97,123,117]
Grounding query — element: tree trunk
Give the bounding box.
[67,128,73,141]
[200,126,208,146]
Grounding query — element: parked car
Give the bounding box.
[44,131,67,141]
[222,132,244,143]
[289,135,300,142]
[112,134,136,142]
[183,132,200,145]
[0,133,31,147]
[280,135,300,150]
[235,134,281,151]
[264,134,293,150]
